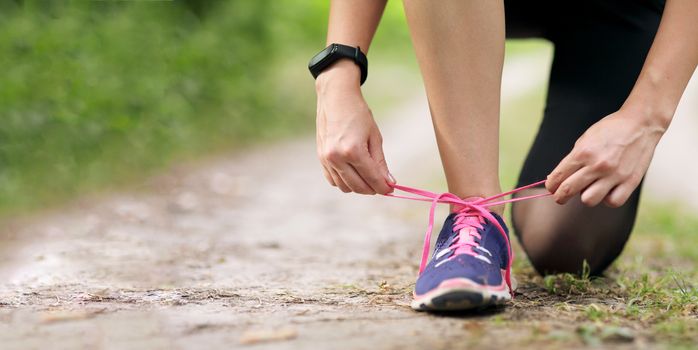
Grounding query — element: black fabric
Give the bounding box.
[504,0,664,275]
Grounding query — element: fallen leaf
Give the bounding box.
[40,308,106,324]
[239,327,297,345]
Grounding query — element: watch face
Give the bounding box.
[309,45,335,68]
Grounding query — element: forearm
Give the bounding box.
[317,0,387,91]
[622,0,698,130]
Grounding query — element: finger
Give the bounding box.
[546,152,584,193]
[329,167,351,193]
[604,176,642,208]
[334,163,375,194]
[350,158,391,194]
[316,128,337,188]
[348,134,392,194]
[320,163,336,186]
[366,110,395,188]
[580,177,617,207]
[553,167,598,204]
[367,132,395,193]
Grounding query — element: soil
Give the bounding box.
[0,52,694,350]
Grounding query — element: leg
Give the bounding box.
[511,0,664,275]
[513,188,642,275]
[402,0,505,213]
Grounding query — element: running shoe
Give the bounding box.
[386,181,549,311]
[411,203,513,311]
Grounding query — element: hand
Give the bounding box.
[545,108,666,207]
[315,60,395,195]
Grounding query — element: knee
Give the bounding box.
[511,194,639,277]
[523,236,600,276]
[514,220,621,276]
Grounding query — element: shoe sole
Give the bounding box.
[411,277,512,312]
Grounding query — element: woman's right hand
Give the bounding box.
[315,60,395,195]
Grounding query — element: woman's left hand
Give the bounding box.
[545,108,666,207]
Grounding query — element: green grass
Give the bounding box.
[2,3,694,345]
[0,1,289,214]
[407,41,696,346]
[498,48,697,347]
[0,1,414,217]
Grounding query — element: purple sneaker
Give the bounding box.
[385,181,550,311]
[411,204,513,311]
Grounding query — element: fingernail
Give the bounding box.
[388,172,396,184]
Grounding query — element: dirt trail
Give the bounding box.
[0,51,694,349]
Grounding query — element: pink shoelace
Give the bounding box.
[384,180,551,296]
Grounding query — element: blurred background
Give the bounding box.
[3,1,694,218]
[0,1,695,348]
[0,0,412,216]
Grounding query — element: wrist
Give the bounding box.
[620,98,672,134]
[315,59,362,94]
[622,69,676,131]
[615,103,669,141]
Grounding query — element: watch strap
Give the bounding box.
[308,43,368,85]
[333,44,368,85]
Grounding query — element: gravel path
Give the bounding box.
[0,51,694,349]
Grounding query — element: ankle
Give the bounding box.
[447,183,502,201]
[488,204,505,216]
[449,203,505,216]
[447,185,504,215]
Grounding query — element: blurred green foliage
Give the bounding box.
[0,0,411,215]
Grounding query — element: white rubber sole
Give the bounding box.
[411,276,514,312]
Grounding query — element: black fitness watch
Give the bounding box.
[308,43,368,85]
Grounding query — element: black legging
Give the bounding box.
[505,0,664,275]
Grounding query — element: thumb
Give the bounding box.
[368,132,395,189]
